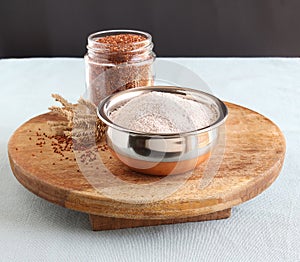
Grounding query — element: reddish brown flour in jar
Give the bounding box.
[85,30,155,105]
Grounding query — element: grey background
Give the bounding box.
[1,0,300,58]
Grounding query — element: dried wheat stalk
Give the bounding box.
[48,94,106,144]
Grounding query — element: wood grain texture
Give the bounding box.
[8,102,286,226]
[89,209,231,231]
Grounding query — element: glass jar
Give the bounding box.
[85,29,156,105]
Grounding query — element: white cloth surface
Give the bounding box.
[0,57,299,261]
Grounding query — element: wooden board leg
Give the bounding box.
[89,209,231,231]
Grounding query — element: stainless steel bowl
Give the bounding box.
[97,86,228,176]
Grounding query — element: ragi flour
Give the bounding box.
[109,91,218,134]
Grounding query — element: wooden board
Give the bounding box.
[8,102,286,230]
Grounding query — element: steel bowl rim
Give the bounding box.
[97,86,228,137]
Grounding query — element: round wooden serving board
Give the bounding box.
[8,102,286,230]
